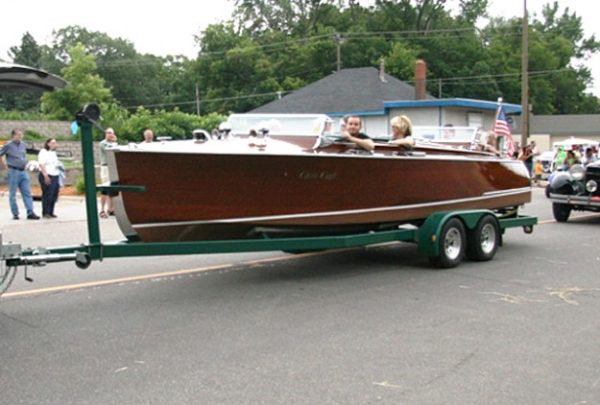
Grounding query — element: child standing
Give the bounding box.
[533,159,543,186]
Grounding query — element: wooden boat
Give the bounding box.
[106,114,531,242]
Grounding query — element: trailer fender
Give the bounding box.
[417,210,497,258]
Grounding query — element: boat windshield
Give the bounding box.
[412,126,477,143]
[225,113,333,136]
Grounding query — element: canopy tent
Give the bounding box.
[553,137,599,151]
[0,62,66,92]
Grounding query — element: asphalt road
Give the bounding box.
[1,188,599,404]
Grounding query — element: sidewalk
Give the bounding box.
[0,190,123,248]
[0,190,88,223]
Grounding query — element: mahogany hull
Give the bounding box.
[108,143,531,242]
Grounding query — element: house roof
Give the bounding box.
[515,114,600,136]
[251,67,433,115]
[384,98,522,114]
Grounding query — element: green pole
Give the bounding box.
[80,120,101,248]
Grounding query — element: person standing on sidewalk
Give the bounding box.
[0,128,40,220]
[99,128,118,218]
[38,138,61,218]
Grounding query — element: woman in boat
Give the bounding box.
[388,115,414,147]
[482,131,500,155]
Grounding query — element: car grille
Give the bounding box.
[586,166,600,196]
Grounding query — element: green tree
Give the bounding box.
[481,2,600,114]
[385,41,419,82]
[233,0,340,36]
[49,26,184,110]
[1,32,45,111]
[41,43,113,120]
[9,32,42,67]
[193,28,282,113]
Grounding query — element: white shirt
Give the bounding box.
[38,148,60,176]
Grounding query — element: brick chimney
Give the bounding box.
[415,59,426,100]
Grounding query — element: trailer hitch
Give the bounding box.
[1,233,93,296]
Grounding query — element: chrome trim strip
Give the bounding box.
[113,145,522,164]
[549,194,600,207]
[133,188,531,230]
[482,187,531,196]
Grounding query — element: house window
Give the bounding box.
[467,112,483,128]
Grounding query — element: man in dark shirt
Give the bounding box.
[0,129,40,220]
[340,115,374,152]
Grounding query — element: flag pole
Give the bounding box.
[496,97,503,119]
[496,97,504,156]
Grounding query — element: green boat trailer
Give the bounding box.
[0,105,537,284]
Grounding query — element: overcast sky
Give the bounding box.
[1,0,599,96]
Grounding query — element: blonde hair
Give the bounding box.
[390,115,412,136]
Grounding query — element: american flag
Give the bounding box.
[494,105,515,158]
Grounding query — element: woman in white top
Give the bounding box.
[38,138,60,218]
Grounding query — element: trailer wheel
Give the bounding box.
[552,203,571,222]
[466,215,499,261]
[429,218,466,268]
[75,252,91,269]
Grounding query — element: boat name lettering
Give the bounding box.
[299,171,337,180]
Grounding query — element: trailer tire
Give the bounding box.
[75,252,91,269]
[429,218,466,269]
[466,215,499,261]
[552,203,571,222]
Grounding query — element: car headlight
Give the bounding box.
[569,164,586,181]
[586,180,598,193]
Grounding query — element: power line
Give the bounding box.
[430,68,570,84]
[122,90,293,110]
[122,67,572,110]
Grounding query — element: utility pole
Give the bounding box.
[335,33,342,72]
[520,0,529,147]
[195,83,201,116]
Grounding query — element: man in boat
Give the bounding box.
[142,128,154,143]
[340,115,374,151]
[388,115,415,147]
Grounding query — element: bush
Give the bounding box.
[2,104,228,144]
[0,111,49,120]
[24,129,45,141]
[115,107,227,142]
[75,176,86,195]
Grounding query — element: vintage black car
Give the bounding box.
[546,161,600,221]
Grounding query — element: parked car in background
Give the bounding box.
[546,161,600,221]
